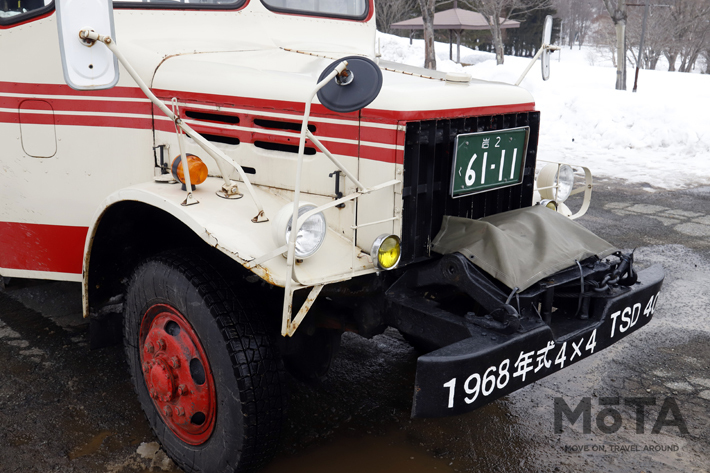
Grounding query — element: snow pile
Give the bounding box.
[377,32,710,190]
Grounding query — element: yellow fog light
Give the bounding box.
[371,234,401,270]
[539,199,558,211]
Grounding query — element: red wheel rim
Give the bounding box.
[139,304,216,445]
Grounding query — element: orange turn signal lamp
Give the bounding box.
[171,153,208,190]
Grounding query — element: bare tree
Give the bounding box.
[601,0,628,89]
[462,0,552,64]
[555,0,596,49]
[589,16,619,66]
[376,0,419,34]
[417,0,438,69]
[674,0,710,72]
[654,0,710,72]
[625,4,672,70]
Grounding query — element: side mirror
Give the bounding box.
[541,15,553,81]
[316,56,383,113]
[56,0,119,90]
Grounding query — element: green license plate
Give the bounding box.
[450,127,529,198]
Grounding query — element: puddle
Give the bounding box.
[263,429,455,473]
[68,431,113,460]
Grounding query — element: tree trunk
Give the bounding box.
[665,51,678,71]
[615,21,626,90]
[492,16,505,65]
[418,0,437,70]
[602,0,628,90]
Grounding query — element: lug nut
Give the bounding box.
[157,339,167,351]
[170,356,181,369]
[145,342,155,354]
[163,406,172,417]
[177,384,188,396]
[175,406,185,417]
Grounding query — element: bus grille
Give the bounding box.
[400,111,540,265]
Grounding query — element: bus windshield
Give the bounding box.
[261,0,367,19]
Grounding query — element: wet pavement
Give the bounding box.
[1,178,710,473]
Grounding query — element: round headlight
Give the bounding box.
[272,202,327,259]
[537,163,575,202]
[371,234,401,270]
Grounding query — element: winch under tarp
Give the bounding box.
[431,206,617,291]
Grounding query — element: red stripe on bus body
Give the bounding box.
[179,111,360,142]
[0,111,19,123]
[5,112,153,130]
[360,126,399,146]
[359,145,399,164]
[0,81,146,99]
[3,83,534,139]
[164,101,362,142]
[154,91,361,120]
[361,103,537,121]
[184,122,360,157]
[0,96,150,115]
[0,222,87,274]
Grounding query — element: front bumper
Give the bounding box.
[408,264,663,417]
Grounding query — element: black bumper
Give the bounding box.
[406,264,664,418]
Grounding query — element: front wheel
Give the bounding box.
[124,252,287,473]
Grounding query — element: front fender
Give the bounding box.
[81,178,373,317]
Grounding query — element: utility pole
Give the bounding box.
[632,0,649,92]
[628,1,671,92]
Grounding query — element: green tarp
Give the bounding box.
[431,205,617,291]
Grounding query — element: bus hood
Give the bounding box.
[150,49,535,120]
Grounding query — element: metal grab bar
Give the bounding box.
[277,63,400,336]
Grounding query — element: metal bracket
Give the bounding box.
[181,192,199,207]
[216,181,243,200]
[153,144,169,175]
[283,285,325,337]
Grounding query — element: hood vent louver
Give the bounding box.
[184,110,240,125]
[254,118,315,133]
[254,141,316,155]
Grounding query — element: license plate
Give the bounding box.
[450,127,529,198]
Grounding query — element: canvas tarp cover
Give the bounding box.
[431,206,617,291]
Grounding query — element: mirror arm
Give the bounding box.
[514,44,561,86]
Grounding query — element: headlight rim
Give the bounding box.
[272,202,327,259]
[371,233,402,271]
[538,163,575,203]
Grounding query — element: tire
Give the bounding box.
[123,251,287,473]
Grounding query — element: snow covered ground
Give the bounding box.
[378,32,710,190]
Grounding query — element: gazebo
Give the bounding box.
[390,1,521,63]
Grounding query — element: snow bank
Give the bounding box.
[377,32,710,190]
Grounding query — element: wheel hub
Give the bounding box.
[147,358,175,402]
[140,304,216,445]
